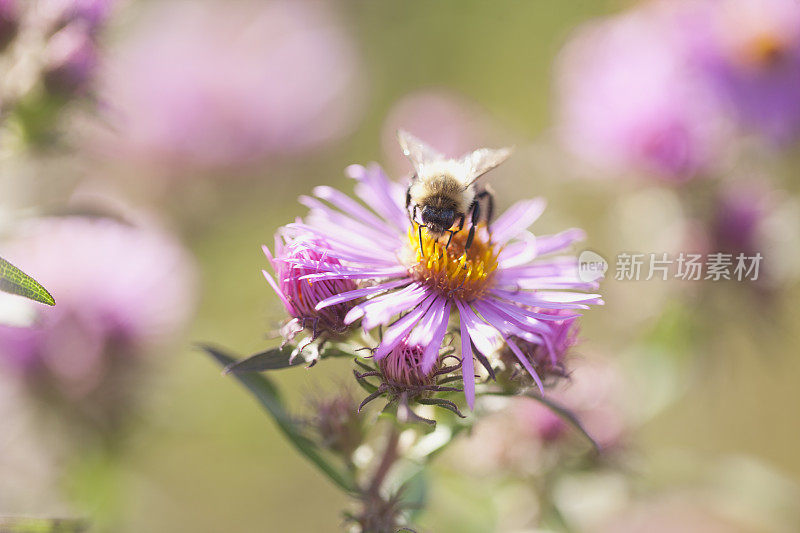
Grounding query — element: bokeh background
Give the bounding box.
[1,0,799,531]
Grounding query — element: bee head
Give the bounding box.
[420,205,456,234]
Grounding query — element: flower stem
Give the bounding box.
[352,426,404,532]
[368,426,400,496]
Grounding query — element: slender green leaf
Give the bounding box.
[398,468,429,522]
[222,345,303,374]
[199,344,359,494]
[0,256,55,306]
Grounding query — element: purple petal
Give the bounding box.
[300,195,394,245]
[344,282,425,326]
[459,310,476,410]
[407,295,446,347]
[300,268,407,282]
[491,198,547,245]
[455,300,504,359]
[313,185,398,237]
[494,271,599,291]
[347,164,408,230]
[262,269,290,311]
[421,298,451,373]
[496,231,537,268]
[504,336,544,393]
[286,222,398,259]
[473,300,548,345]
[490,289,601,310]
[315,279,411,311]
[535,228,586,256]
[374,293,436,359]
[361,285,429,329]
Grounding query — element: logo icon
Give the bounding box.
[578,250,608,282]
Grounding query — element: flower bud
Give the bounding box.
[42,23,98,97]
[0,0,19,53]
[309,392,363,457]
[712,183,769,256]
[499,311,579,387]
[378,342,437,390]
[263,234,359,341]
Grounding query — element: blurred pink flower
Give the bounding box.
[42,22,99,96]
[555,3,730,182]
[593,493,746,533]
[98,0,365,170]
[452,356,626,476]
[687,0,800,144]
[42,0,115,34]
[515,356,627,450]
[0,0,19,52]
[0,217,196,400]
[381,90,501,174]
[711,182,772,256]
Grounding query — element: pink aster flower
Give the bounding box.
[262,232,359,343]
[555,2,730,182]
[688,0,800,144]
[514,357,627,450]
[378,341,437,389]
[97,0,364,170]
[500,309,579,386]
[281,162,601,409]
[0,217,196,401]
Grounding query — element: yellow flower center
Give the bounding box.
[739,32,788,69]
[406,223,499,301]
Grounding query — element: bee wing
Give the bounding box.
[461,146,513,188]
[397,129,445,174]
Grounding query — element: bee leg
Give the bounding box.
[445,230,456,249]
[446,213,466,250]
[407,185,420,226]
[465,227,476,251]
[465,199,481,251]
[418,223,425,256]
[476,189,495,223]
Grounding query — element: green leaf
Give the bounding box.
[417,398,466,419]
[353,369,380,394]
[0,517,88,532]
[398,468,429,522]
[222,345,303,374]
[0,256,55,306]
[199,344,359,494]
